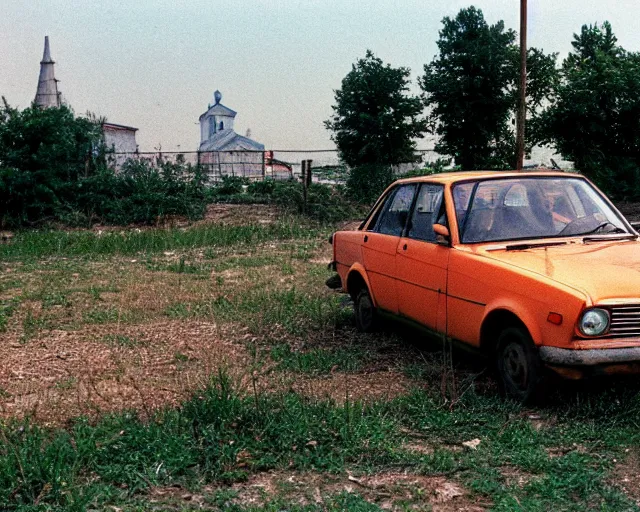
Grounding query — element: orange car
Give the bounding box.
[328,171,640,401]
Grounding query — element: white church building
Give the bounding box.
[198,91,264,151]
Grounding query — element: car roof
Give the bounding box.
[394,170,582,186]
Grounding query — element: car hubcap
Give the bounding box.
[503,342,529,391]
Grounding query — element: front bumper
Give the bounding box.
[540,346,640,366]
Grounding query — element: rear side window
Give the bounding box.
[374,184,416,236]
[407,184,445,242]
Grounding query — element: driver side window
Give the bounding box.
[407,184,446,242]
[374,185,416,236]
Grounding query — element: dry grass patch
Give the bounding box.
[147,470,485,511]
[612,448,640,505]
[0,320,250,424]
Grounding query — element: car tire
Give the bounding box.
[354,288,378,333]
[496,327,543,403]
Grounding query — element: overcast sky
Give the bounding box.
[2,0,640,152]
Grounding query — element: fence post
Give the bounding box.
[306,159,313,187]
[301,160,308,214]
[261,151,266,179]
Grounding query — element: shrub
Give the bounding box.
[0,101,209,228]
[273,181,358,223]
[216,176,248,195]
[247,179,277,195]
[73,159,208,226]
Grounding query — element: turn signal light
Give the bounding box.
[547,312,563,325]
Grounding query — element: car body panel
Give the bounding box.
[396,237,448,331]
[477,240,640,304]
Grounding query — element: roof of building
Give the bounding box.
[199,103,237,120]
[199,91,237,120]
[102,122,138,132]
[199,129,264,151]
[35,36,61,108]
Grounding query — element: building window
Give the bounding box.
[219,121,224,131]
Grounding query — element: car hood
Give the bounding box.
[478,239,640,304]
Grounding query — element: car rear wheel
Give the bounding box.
[354,288,378,333]
[496,327,543,403]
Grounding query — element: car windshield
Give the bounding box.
[454,177,630,244]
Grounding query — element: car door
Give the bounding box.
[395,183,449,333]
[362,184,416,315]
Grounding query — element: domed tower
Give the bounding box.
[198,90,263,151]
[199,90,236,143]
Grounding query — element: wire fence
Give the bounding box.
[108,148,442,184]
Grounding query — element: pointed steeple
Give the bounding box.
[35,36,61,108]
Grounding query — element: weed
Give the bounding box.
[0,220,325,260]
[174,352,189,363]
[101,334,141,348]
[54,377,77,390]
[163,289,347,336]
[270,344,368,374]
[281,262,295,275]
[82,307,139,324]
[0,298,19,332]
[41,291,71,309]
[22,309,46,341]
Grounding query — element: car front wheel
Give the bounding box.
[354,288,378,333]
[496,327,543,403]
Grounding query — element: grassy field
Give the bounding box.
[1,204,640,511]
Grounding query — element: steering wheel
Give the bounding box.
[556,214,600,236]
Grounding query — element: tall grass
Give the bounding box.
[1,375,639,511]
[0,373,399,511]
[0,219,324,260]
[164,288,349,336]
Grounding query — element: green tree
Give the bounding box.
[325,50,427,168]
[0,100,103,227]
[0,100,208,228]
[536,22,640,198]
[421,6,558,170]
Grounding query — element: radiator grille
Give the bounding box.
[607,305,640,338]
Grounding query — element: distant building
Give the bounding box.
[199,90,264,151]
[34,36,61,108]
[33,36,139,164]
[102,122,138,153]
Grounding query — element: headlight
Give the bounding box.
[579,308,610,336]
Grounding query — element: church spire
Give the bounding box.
[35,36,61,108]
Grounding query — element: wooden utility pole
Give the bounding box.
[515,0,527,170]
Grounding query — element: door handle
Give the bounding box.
[364,235,368,243]
[402,244,407,250]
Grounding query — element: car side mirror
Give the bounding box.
[433,224,450,245]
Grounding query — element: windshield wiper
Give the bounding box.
[505,241,569,251]
[583,233,638,243]
[580,222,627,236]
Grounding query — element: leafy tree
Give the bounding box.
[325,50,427,168]
[421,7,558,170]
[0,100,103,226]
[536,22,640,198]
[0,100,208,228]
